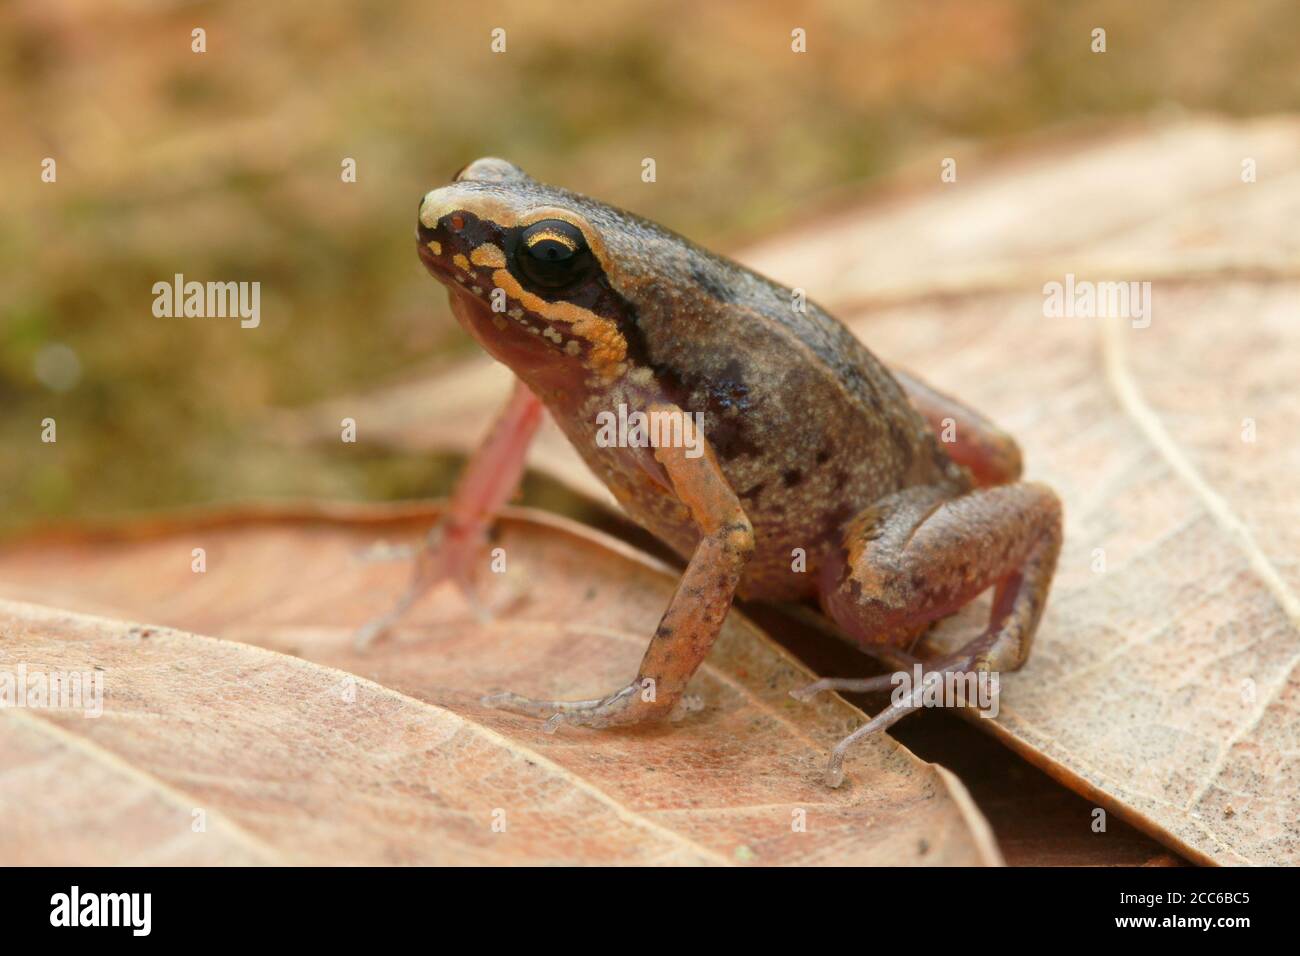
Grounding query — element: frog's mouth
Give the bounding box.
[438,265,573,387]
[415,233,458,284]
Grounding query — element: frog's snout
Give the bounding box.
[415,188,506,290]
[416,187,463,244]
[417,188,447,232]
[415,191,455,282]
[415,196,439,247]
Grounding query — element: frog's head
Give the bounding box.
[417,158,646,387]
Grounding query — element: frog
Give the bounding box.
[358,157,1063,788]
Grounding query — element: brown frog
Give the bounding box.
[359,157,1063,787]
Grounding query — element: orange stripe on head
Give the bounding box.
[491,269,628,378]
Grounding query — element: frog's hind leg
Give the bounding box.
[801,482,1062,787]
[891,367,1023,488]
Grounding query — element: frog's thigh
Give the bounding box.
[821,482,1062,671]
[891,367,1023,487]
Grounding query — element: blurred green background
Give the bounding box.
[3,0,1298,532]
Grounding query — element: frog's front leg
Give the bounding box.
[353,378,544,649]
[485,408,754,729]
[804,481,1062,786]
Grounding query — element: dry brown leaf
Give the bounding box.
[272,118,1299,865]
[0,505,1000,866]
[753,117,1300,867]
[857,282,1299,867]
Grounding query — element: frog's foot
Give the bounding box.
[353,521,490,650]
[823,689,927,788]
[352,380,545,651]
[817,651,998,787]
[482,682,671,731]
[790,666,929,786]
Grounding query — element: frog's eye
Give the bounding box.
[518,220,590,288]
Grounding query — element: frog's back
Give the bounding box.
[602,225,962,595]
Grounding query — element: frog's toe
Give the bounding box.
[355,540,421,563]
[822,693,925,788]
[353,531,502,650]
[480,689,613,721]
[352,591,419,650]
[790,674,897,703]
[482,682,661,730]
